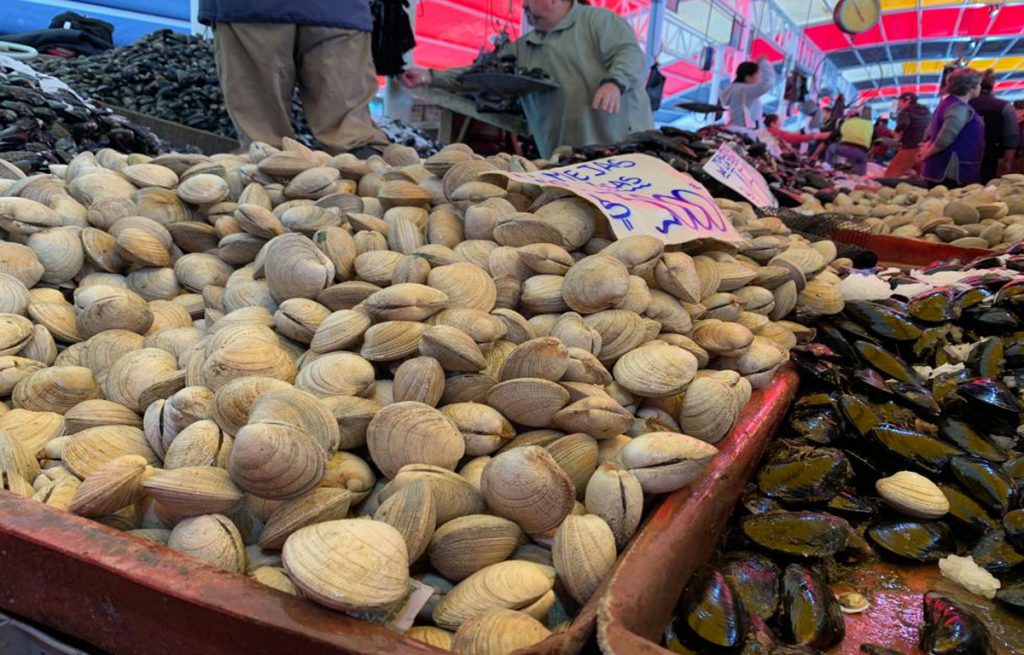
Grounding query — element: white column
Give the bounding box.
[645,0,665,68]
[190,0,203,36]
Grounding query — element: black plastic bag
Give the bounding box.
[646,62,665,111]
[49,12,114,49]
[371,0,416,77]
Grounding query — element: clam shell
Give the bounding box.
[263,233,335,302]
[451,609,551,655]
[797,279,844,316]
[259,487,353,550]
[498,337,569,382]
[481,446,575,534]
[62,425,158,479]
[546,433,599,498]
[583,310,648,362]
[393,356,446,407]
[282,519,409,612]
[655,252,701,303]
[380,464,484,524]
[12,365,101,415]
[0,242,45,287]
[360,321,427,361]
[0,356,47,396]
[162,419,232,469]
[553,514,617,603]
[321,396,382,451]
[678,377,740,443]
[428,514,524,582]
[0,313,36,355]
[406,626,454,651]
[167,514,245,573]
[428,262,497,313]
[876,470,949,519]
[585,464,643,549]
[420,325,487,372]
[250,566,299,595]
[310,309,372,353]
[297,352,375,398]
[552,396,632,440]
[433,560,556,629]
[211,376,293,437]
[442,402,516,456]
[0,408,65,454]
[366,402,466,478]
[612,341,697,398]
[620,431,718,494]
[322,451,377,494]
[486,378,569,428]
[228,422,326,500]
[692,321,754,356]
[104,348,183,412]
[143,466,244,518]
[562,254,630,314]
[374,479,436,561]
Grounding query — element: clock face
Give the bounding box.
[834,0,881,34]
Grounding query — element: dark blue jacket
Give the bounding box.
[198,0,373,32]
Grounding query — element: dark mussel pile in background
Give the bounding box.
[33,30,439,156]
[548,126,845,210]
[0,64,163,174]
[665,251,1024,655]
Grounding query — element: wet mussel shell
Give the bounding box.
[938,419,1008,464]
[869,423,962,476]
[859,645,905,655]
[938,484,999,533]
[756,446,851,503]
[844,300,922,342]
[740,511,852,558]
[826,492,877,519]
[788,406,841,445]
[721,552,781,622]
[672,566,749,649]
[1005,510,1024,551]
[780,564,845,650]
[919,592,994,655]
[996,580,1024,614]
[866,521,954,563]
[839,395,881,438]
[969,337,1004,379]
[971,528,1024,575]
[853,368,894,398]
[908,287,960,324]
[951,456,1016,514]
[885,381,940,418]
[956,378,1023,433]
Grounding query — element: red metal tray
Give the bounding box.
[832,229,995,268]
[0,368,800,655]
[597,365,800,654]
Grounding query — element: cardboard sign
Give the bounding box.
[704,144,778,209]
[490,154,743,245]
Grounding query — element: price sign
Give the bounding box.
[704,144,778,209]
[489,154,742,245]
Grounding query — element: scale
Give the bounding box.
[833,0,881,34]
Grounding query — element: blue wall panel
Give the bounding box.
[1,0,191,46]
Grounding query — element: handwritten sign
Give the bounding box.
[704,144,778,209]
[488,153,742,245]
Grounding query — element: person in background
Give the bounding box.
[870,117,893,162]
[1015,100,1024,174]
[969,69,1021,182]
[762,114,830,155]
[824,108,874,175]
[920,68,984,188]
[719,56,777,130]
[399,0,652,158]
[198,0,389,157]
[884,92,931,177]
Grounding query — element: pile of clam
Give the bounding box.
[0,138,838,653]
[794,174,1024,251]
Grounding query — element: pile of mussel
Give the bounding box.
[0,65,163,174]
[665,255,1024,654]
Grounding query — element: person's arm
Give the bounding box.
[1001,103,1021,172]
[923,104,970,157]
[750,57,777,96]
[400,39,515,92]
[770,128,828,144]
[590,10,646,113]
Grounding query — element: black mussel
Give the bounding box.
[826,491,876,518]
[793,343,843,362]
[1006,456,1024,482]
[757,446,851,503]
[960,272,1017,289]
[969,337,1004,379]
[956,378,1023,432]
[793,393,836,409]
[919,592,994,655]
[867,521,954,562]
[832,317,878,344]
[859,645,905,655]
[951,456,1016,514]
[886,381,941,417]
[938,484,999,533]
[996,580,1024,613]
[996,278,1024,307]
[1008,242,1024,256]
[1001,368,1024,391]
[876,298,910,312]
[854,341,918,385]
[788,407,841,445]
[870,423,963,475]
[839,394,880,437]
[933,375,964,407]
[845,300,922,341]
[1005,340,1024,367]
[853,368,895,397]
[790,352,842,387]
[914,327,951,361]
[741,511,852,558]
[674,566,749,649]
[1005,255,1024,272]
[908,287,960,323]
[965,255,1005,270]
[843,448,889,485]
[742,485,785,515]
[938,419,1008,463]
[964,306,1020,331]
[954,286,994,313]
[924,260,965,275]
[1004,510,1024,551]
[722,553,781,622]
[820,325,859,363]
[970,529,1024,575]
[779,565,845,650]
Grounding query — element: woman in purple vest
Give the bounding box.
[919,68,985,188]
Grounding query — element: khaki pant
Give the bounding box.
[213,23,388,154]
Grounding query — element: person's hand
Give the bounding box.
[399,67,432,88]
[916,147,931,163]
[816,132,831,140]
[592,83,622,114]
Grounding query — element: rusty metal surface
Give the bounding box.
[596,365,800,655]
[0,367,799,655]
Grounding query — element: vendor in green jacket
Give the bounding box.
[399,0,653,158]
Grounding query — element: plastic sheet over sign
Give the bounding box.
[489,153,744,246]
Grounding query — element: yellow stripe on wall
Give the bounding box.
[903,56,1024,75]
